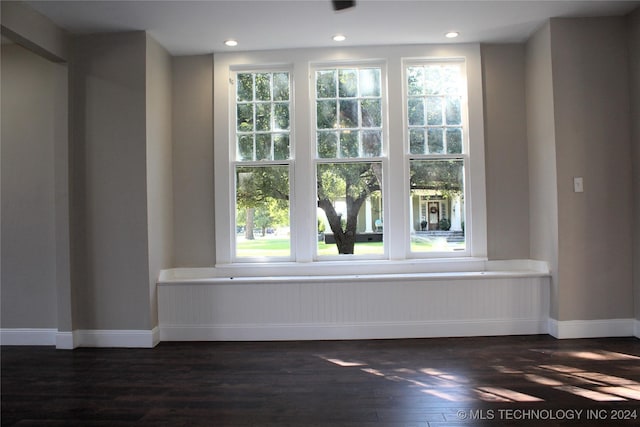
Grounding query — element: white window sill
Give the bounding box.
[158,259,550,285]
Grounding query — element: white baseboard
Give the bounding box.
[1,327,159,349]
[548,318,636,339]
[72,327,159,348]
[0,328,57,346]
[56,331,75,349]
[160,319,549,342]
[635,319,640,339]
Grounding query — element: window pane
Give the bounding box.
[407,98,424,126]
[362,131,382,157]
[359,68,381,97]
[339,99,358,128]
[409,129,425,154]
[446,128,463,154]
[427,128,444,153]
[361,99,381,127]
[255,73,271,101]
[409,160,465,252]
[317,132,338,158]
[425,66,443,95]
[317,70,337,98]
[237,73,253,102]
[256,134,271,160]
[255,103,271,131]
[273,72,290,101]
[237,104,253,132]
[407,67,425,96]
[426,97,442,125]
[317,100,337,129]
[338,69,357,97]
[317,162,383,256]
[238,135,254,160]
[274,102,290,130]
[443,66,462,95]
[340,130,359,158]
[236,166,290,258]
[274,134,289,160]
[445,97,461,125]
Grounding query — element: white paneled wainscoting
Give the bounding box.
[157,260,552,341]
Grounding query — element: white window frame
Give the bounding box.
[403,59,471,258]
[213,45,486,274]
[311,61,389,260]
[230,66,295,262]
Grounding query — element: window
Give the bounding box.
[314,66,385,257]
[214,45,486,268]
[233,70,292,259]
[406,62,467,253]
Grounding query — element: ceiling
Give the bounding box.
[26,0,640,56]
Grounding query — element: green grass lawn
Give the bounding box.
[236,236,461,257]
[236,237,385,257]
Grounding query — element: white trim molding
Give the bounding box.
[1,328,159,349]
[70,327,160,348]
[160,319,549,342]
[634,319,640,339]
[548,318,637,339]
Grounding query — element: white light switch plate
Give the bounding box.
[573,177,584,193]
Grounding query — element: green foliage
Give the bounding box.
[439,218,451,231]
[410,159,463,198]
[317,163,380,202]
[236,166,289,209]
[236,166,290,241]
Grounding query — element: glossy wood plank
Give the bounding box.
[2,336,639,426]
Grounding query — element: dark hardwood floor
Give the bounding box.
[2,335,640,426]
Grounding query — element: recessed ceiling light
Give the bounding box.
[224,39,238,47]
[445,32,460,39]
[332,34,346,42]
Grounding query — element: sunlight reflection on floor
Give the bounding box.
[317,343,640,404]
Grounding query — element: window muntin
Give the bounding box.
[233,70,292,260]
[406,62,468,254]
[314,65,385,258]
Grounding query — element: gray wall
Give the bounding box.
[629,9,640,321]
[1,43,67,328]
[172,55,215,267]
[145,35,174,327]
[69,32,152,330]
[524,17,635,322]
[481,44,530,260]
[525,23,561,317]
[2,0,639,336]
[0,0,68,62]
[550,17,633,321]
